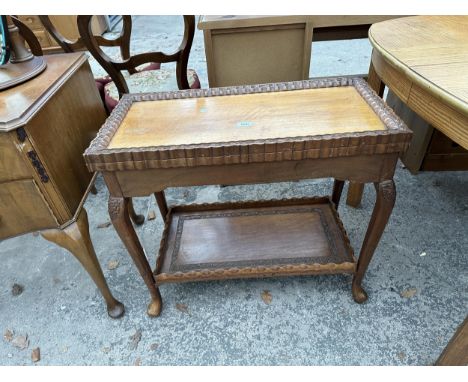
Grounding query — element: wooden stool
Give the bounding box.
[84,78,411,316]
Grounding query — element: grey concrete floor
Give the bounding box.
[1,16,467,366]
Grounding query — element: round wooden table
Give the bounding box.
[347,16,468,365]
[347,15,468,207]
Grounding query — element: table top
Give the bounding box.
[84,78,411,172]
[198,15,399,30]
[0,52,86,132]
[369,16,468,117]
[108,86,385,149]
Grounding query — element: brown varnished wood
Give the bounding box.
[0,133,31,182]
[127,200,144,226]
[332,180,344,209]
[0,53,86,131]
[39,16,115,54]
[0,179,57,239]
[155,198,355,284]
[88,79,410,315]
[77,15,195,98]
[0,52,123,317]
[41,208,124,318]
[108,87,385,150]
[84,79,411,173]
[19,15,108,53]
[25,59,106,217]
[346,61,385,208]
[352,180,396,303]
[107,194,162,317]
[115,154,399,197]
[369,16,468,148]
[9,16,43,57]
[346,183,364,208]
[154,191,168,221]
[347,17,468,207]
[436,315,468,366]
[36,19,143,227]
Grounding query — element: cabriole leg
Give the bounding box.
[41,208,125,318]
[352,180,396,303]
[108,196,162,316]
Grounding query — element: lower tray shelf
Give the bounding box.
[154,197,356,284]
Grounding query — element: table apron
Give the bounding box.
[108,153,398,197]
[371,49,468,150]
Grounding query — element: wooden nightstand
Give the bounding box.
[0,52,124,318]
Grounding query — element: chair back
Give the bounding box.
[39,15,131,61]
[77,15,195,98]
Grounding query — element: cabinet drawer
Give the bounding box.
[18,15,43,30]
[0,179,57,240]
[0,133,31,182]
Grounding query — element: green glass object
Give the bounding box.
[0,15,11,65]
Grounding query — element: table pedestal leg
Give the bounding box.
[352,180,396,303]
[41,208,125,318]
[108,196,162,316]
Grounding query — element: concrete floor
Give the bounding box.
[1,16,467,366]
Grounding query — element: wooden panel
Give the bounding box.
[0,132,31,182]
[26,60,106,216]
[0,179,57,239]
[47,15,108,40]
[156,198,355,283]
[198,15,400,30]
[109,87,385,149]
[32,30,52,48]
[115,154,399,196]
[18,15,43,30]
[0,53,87,132]
[210,26,306,87]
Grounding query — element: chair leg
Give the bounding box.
[346,182,365,207]
[41,208,125,318]
[154,191,168,221]
[128,198,145,225]
[331,179,345,209]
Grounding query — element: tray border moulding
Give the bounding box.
[154,197,356,284]
[83,77,411,172]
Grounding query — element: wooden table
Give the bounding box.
[84,78,411,317]
[198,15,400,87]
[347,16,468,207]
[344,16,468,365]
[0,52,124,318]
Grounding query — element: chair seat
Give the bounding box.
[104,68,201,112]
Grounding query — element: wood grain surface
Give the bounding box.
[198,15,400,30]
[369,16,468,122]
[156,198,356,284]
[108,87,385,149]
[0,53,87,131]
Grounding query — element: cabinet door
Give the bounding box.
[0,133,31,182]
[0,179,57,240]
